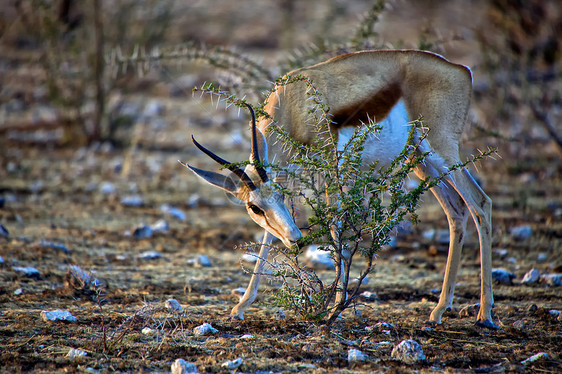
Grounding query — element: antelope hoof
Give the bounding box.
[475,319,499,330]
[423,319,440,328]
[228,309,245,321]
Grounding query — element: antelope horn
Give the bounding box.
[244,103,269,182]
[191,135,256,191]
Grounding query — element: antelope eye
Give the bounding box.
[248,204,264,215]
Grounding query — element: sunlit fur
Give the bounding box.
[186,50,495,328]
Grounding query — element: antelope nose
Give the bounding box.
[289,230,303,248]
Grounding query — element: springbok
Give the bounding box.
[181,50,495,328]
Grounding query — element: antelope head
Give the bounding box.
[180,104,302,248]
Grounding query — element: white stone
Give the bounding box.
[138,250,162,260]
[371,341,392,348]
[348,348,368,362]
[193,323,218,336]
[41,310,77,322]
[171,358,197,374]
[540,274,562,287]
[510,225,532,241]
[165,299,182,311]
[491,268,515,284]
[193,255,212,267]
[142,327,156,335]
[99,181,116,194]
[521,269,540,284]
[221,358,243,369]
[151,219,169,233]
[66,348,87,358]
[161,204,187,220]
[120,195,144,207]
[241,253,258,263]
[304,245,335,270]
[133,225,153,239]
[391,340,425,363]
[13,266,40,278]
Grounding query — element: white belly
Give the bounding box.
[337,101,411,168]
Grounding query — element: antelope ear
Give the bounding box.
[250,128,269,165]
[179,161,240,195]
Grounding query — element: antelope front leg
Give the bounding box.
[230,231,275,320]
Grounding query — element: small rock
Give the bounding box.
[14,288,23,295]
[510,225,532,241]
[161,204,187,221]
[548,309,561,317]
[512,320,525,329]
[188,255,212,267]
[186,195,202,208]
[221,358,243,369]
[66,348,87,358]
[423,229,435,241]
[121,195,144,207]
[492,268,515,284]
[41,310,77,322]
[348,348,368,362]
[360,291,378,301]
[423,229,449,244]
[349,276,369,287]
[493,248,508,258]
[151,219,169,233]
[304,245,335,270]
[197,255,212,267]
[521,268,540,284]
[138,251,162,260]
[298,363,317,369]
[241,253,258,263]
[391,340,425,363]
[13,266,41,278]
[540,273,562,287]
[39,240,70,253]
[193,323,218,336]
[0,224,9,239]
[521,352,548,366]
[537,253,548,261]
[142,327,156,335]
[171,358,197,374]
[165,299,182,311]
[240,334,254,339]
[132,225,153,239]
[371,341,392,348]
[99,181,117,194]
